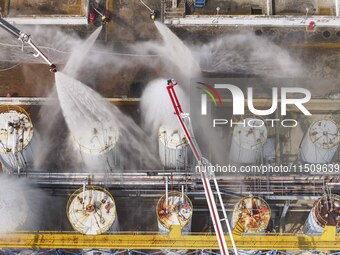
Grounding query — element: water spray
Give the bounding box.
[0,17,57,72]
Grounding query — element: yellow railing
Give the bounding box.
[0,226,338,250]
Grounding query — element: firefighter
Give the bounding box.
[89,12,95,24]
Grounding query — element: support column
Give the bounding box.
[161,0,165,23]
[267,0,270,15]
[272,0,276,15]
[336,0,339,16]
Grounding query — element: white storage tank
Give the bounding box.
[0,106,35,173]
[303,194,340,234]
[229,118,267,164]
[300,119,339,164]
[158,125,189,169]
[232,195,271,233]
[0,183,28,232]
[156,191,193,233]
[66,185,119,235]
[72,122,119,172]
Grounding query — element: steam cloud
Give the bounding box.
[0,175,44,232]
[141,78,189,136]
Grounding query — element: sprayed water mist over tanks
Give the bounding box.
[0,179,28,232]
[54,26,120,171]
[154,21,200,82]
[63,26,103,77]
[55,27,160,171]
[0,176,44,233]
[193,33,304,77]
[141,79,191,168]
[56,72,120,171]
[158,126,190,169]
[141,79,189,133]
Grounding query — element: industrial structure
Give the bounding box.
[156,190,193,232]
[231,195,271,233]
[0,105,35,173]
[66,185,119,235]
[0,0,339,254]
[0,17,57,72]
[158,125,190,169]
[229,117,268,164]
[0,179,28,232]
[300,119,339,164]
[72,122,120,172]
[303,194,340,234]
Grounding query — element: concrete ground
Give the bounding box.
[191,1,336,16]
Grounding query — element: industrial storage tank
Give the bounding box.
[156,191,193,233]
[232,195,271,233]
[303,194,340,234]
[0,184,28,232]
[0,106,35,173]
[229,118,267,164]
[67,185,119,235]
[158,125,190,169]
[72,123,119,171]
[300,119,339,164]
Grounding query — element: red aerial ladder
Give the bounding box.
[166,79,238,255]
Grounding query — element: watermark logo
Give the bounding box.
[191,78,315,129]
[198,84,311,116]
[196,82,223,115]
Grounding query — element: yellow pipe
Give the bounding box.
[0,226,338,250]
[288,43,340,49]
[0,98,339,112]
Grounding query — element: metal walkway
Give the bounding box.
[0,97,339,113]
[1,250,340,255]
[0,225,338,250]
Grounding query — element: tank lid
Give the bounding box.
[73,122,119,154]
[0,107,33,154]
[67,186,117,235]
[158,125,187,149]
[232,195,271,233]
[156,191,193,230]
[312,194,340,228]
[309,120,339,149]
[232,118,267,149]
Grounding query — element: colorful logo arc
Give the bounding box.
[196,82,223,106]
